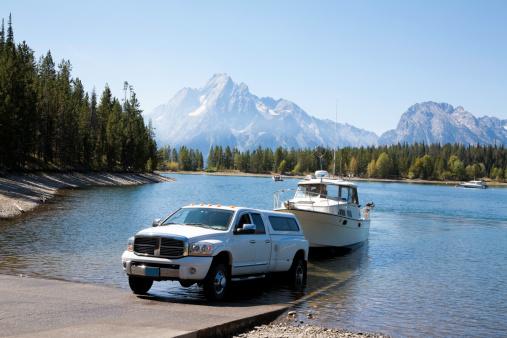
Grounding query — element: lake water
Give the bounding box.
[1,174,507,337]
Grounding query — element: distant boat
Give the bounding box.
[272,174,283,182]
[459,180,487,189]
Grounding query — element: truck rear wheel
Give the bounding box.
[128,276,153,295]
[289,257,307,291]
[203,263,229,301]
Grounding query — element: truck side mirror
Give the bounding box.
[235,223,256,234]
[152,218,162,227]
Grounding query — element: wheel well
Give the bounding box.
[294,249,306,261]
[212,251,232,274]
[213,251,231,264]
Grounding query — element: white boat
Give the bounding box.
[274,170,374,248]
[459,180,487,189]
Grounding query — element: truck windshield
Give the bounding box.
[162,208,233,231]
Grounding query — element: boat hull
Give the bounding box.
[459,184,486,189]
[275,208,370,248]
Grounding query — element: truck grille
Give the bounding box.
[134,236,186,258]
[133,236,157,255]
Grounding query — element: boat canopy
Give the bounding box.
[295,179,359,205]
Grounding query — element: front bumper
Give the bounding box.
[121,250,212,281]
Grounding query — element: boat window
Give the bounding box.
[268,216,300,231]
[338,186,349,202]
[338,186,358,204]
[351,188,359,204]
[295,184,327,198]
[250,213,266,234]
[326,185,339,201]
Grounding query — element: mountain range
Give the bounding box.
[146,74,507,152]
[379,102,507,145]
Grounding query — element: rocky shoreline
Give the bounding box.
[235,309,388,338]
[0,172,173,219]
[236,323,388,338]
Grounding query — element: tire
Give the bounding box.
[128,276,153,295]
[179,280,195,288]
[288,256,307,291]
[203,263,229,301]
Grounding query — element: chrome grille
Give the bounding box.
[134,236,186,258]
[133,236,157,255]
[160,238,185,257]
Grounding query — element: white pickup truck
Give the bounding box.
[121,205,309,300]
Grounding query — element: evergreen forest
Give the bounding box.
[0,15,157,172]
[158,143,507,181]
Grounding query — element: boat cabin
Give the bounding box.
[295,180,359,205]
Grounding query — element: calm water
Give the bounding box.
[1,174,507,337]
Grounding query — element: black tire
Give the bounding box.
[128,276,153,295]
[179,280,195,288]
[203,263,229,301]
[288,256,307,291]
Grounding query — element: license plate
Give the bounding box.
[131,264,160,277]
[144,266,160,277]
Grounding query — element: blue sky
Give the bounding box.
[1,0,506,134]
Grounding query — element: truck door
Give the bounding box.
[250,213,272,273]
[231,213,259,275]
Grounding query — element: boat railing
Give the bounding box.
[273,189,295,209]
[361,202,375,220]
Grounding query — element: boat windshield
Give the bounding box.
[161,208,233,230]
[294,184,359,204]
[294,184,328,199]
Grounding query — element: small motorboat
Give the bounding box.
[272,174,283,182]
[459,180,487,189]
[273,170,374,248]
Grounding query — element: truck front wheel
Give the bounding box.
[203,263,229,301]
[289,257,307,291]
[128,276,153,295]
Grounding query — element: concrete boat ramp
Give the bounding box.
[0,274,288,337]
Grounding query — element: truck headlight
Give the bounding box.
[127,237,134,252]
[189,242,214,256]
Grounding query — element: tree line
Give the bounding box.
[159,143,507,181]
[0,15,157,172]
[157,145,204,171]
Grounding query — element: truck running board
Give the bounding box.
[231,274,266,282]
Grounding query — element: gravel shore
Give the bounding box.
[0,172,173,219]
[235,310,388,338]
[236,323,388,338]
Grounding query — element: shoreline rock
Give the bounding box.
[0,172,173,220]
[235,323,388,338]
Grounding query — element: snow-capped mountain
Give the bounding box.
[379,102,507,145]
[147,74,378,152]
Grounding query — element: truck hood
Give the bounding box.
[136,224,227,240]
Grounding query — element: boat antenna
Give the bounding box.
[318,153,324,170]
[333,99,338,178]
[313,147,325,171]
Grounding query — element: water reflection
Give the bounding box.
[1,174,507,337]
